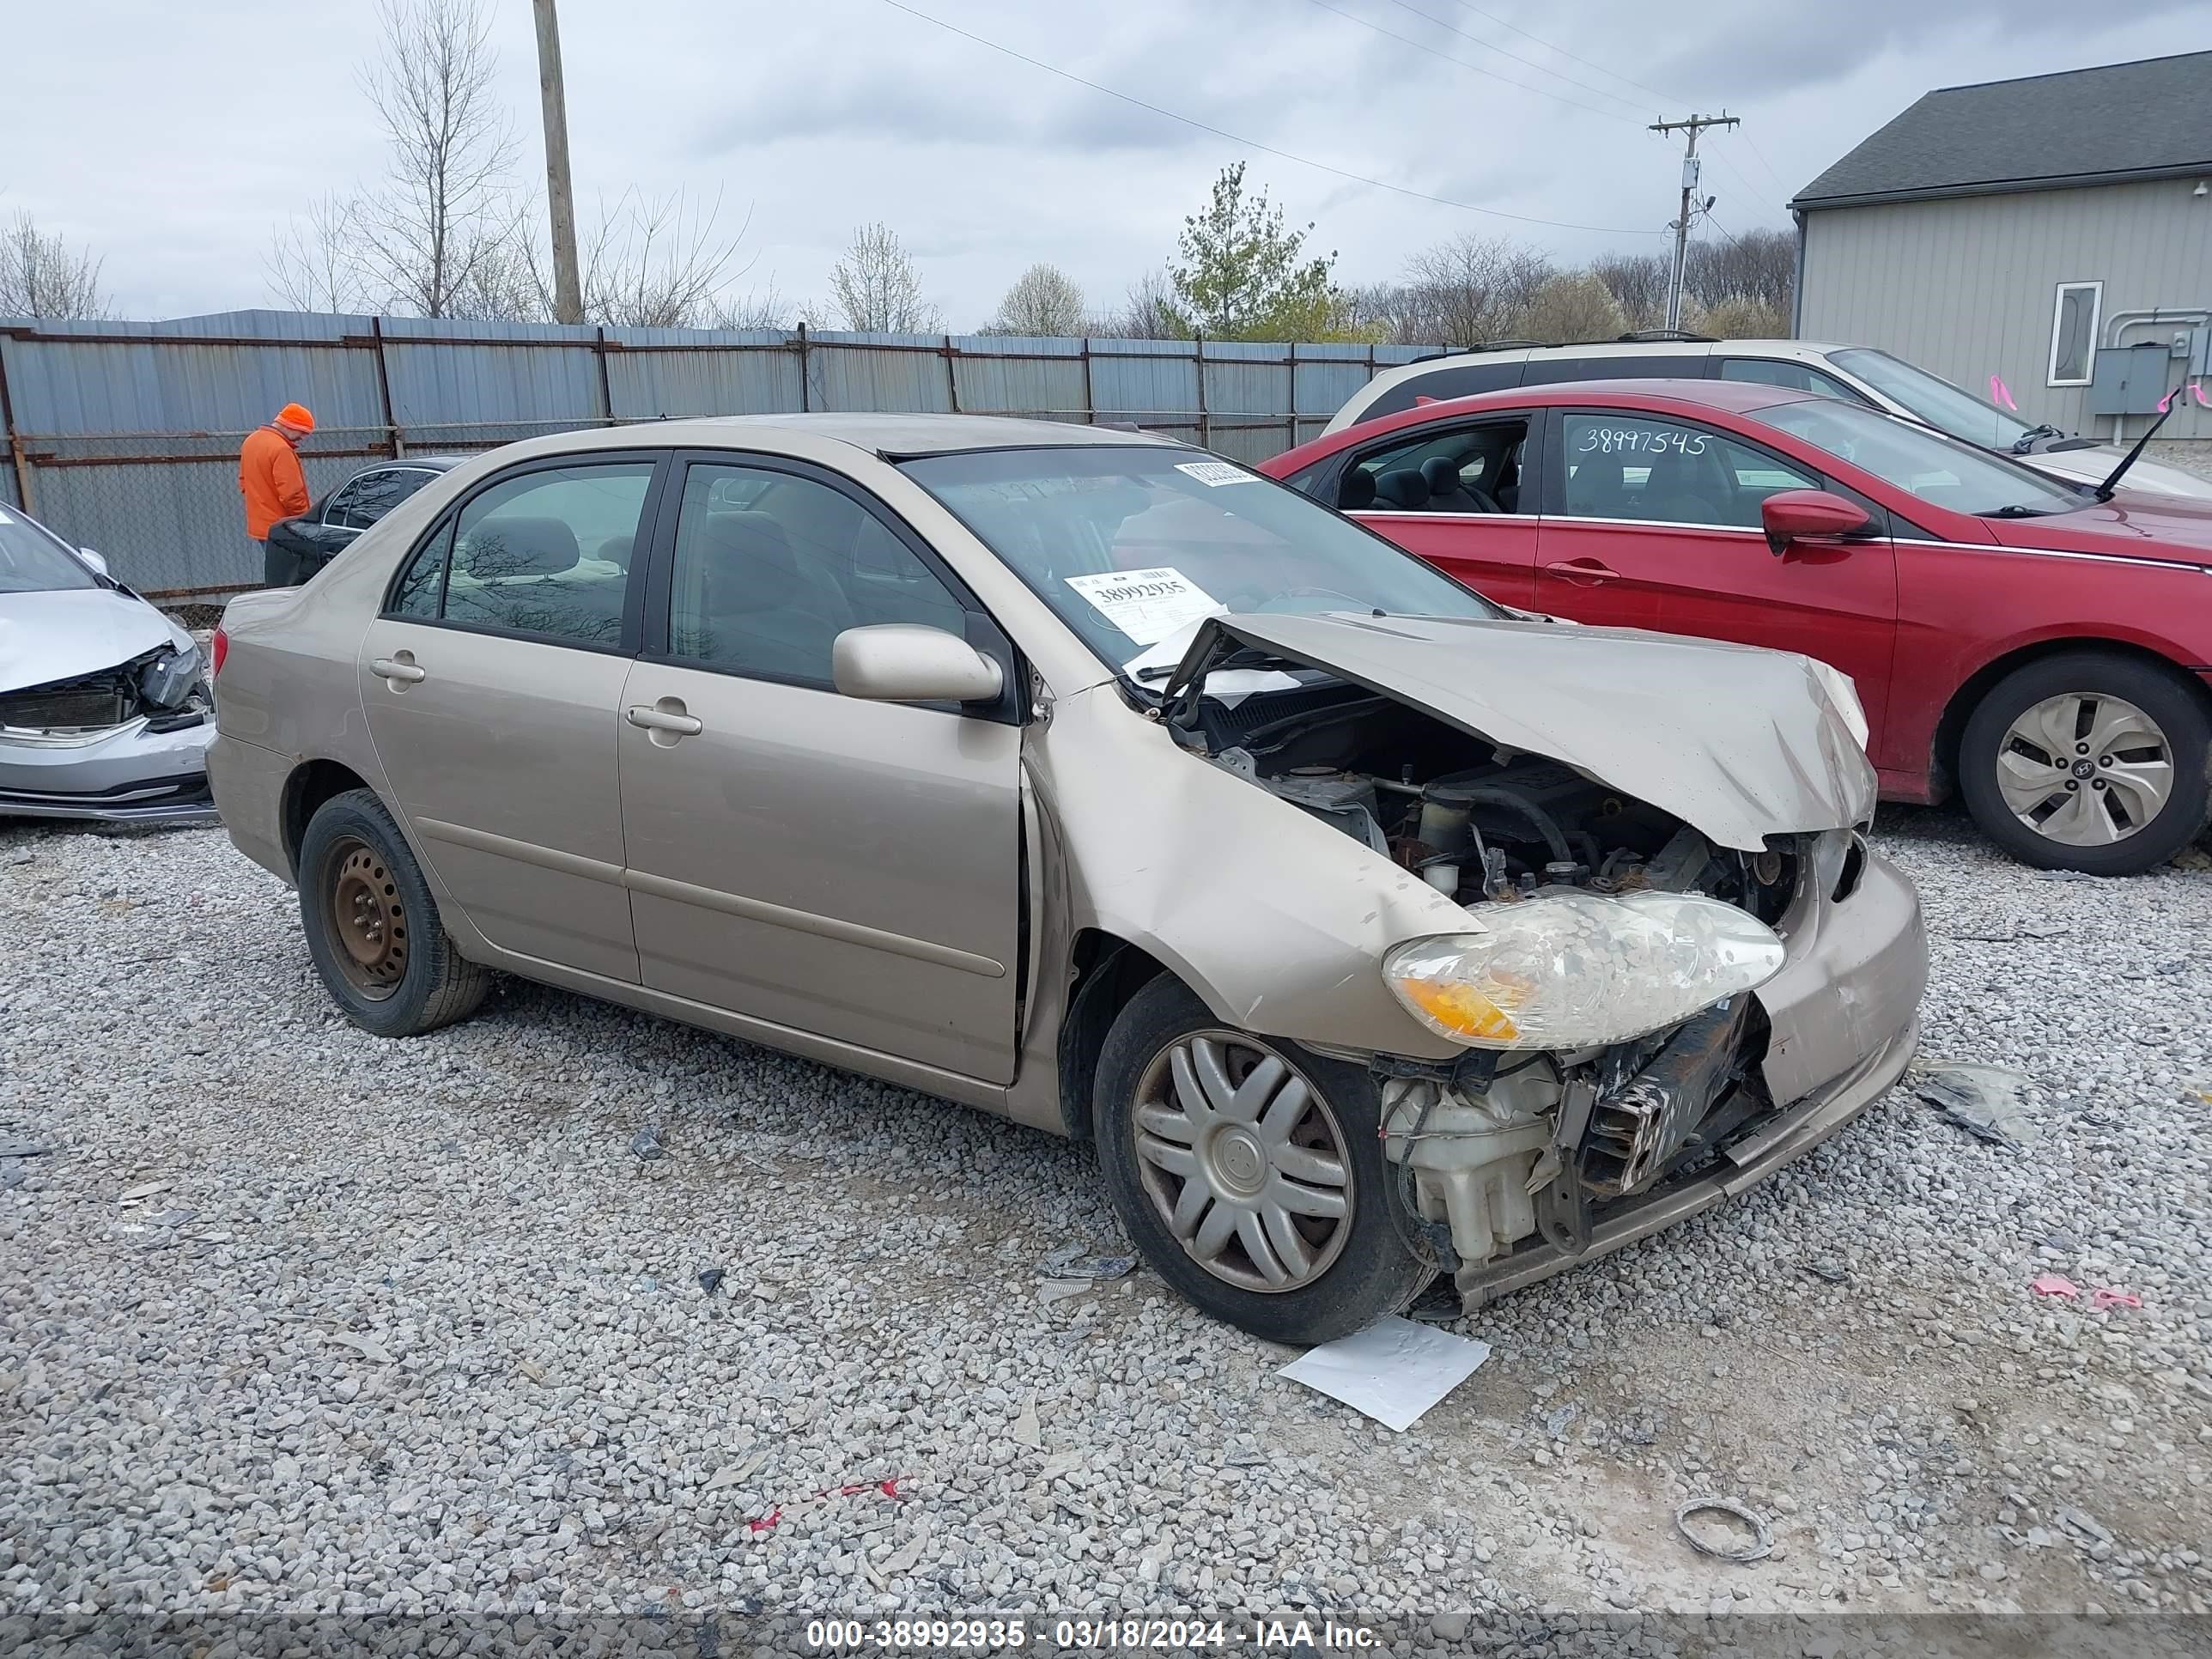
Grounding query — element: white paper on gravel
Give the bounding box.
[1278,1315,1492,1432]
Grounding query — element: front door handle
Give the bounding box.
[370,654,426,684]
[1543,557,1620,586]
[626,702,703,738]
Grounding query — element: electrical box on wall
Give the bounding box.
[2087,342,2173,415]
[2190,325,2212,377]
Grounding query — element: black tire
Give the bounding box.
[1093,975,1432,1345]
[1958,651,2212,876]
[297,788,491,1036]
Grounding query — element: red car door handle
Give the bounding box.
[1543,557,1619,585]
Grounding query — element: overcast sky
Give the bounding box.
[7,0,2209,325]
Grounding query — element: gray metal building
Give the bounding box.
[1792,51,2212,453]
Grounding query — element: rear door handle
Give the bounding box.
[370,656,426,683]
[626,703,703,737]
[1543,557,1620,586]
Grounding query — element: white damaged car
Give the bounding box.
[0,504,216,823]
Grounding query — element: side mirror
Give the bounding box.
[833,624,1004,705]
[76,547,110,577]
[1760,489,1870,556]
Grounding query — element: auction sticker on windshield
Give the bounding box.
[1065,567,1224,645]
[1175,460,1258,487]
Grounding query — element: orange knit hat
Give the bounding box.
[276,403,315,433]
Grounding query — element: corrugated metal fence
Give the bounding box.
[0,309,1434,598]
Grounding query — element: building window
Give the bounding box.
[2047,282,2102,386]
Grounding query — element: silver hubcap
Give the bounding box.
[1132,1032,1353,1294]
[1996,691,2174,847]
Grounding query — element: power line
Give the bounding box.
[1433,0,1697,110]
[1371,0,1658,118]
[1701,148,1785,221]
[872,0,1668,236]
[1736,131,1802,203]
[1301,0,1647,125]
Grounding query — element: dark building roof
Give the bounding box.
[1793,51,2212,210]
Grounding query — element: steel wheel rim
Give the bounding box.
[1131,1030,1353,1295]
[1995,691,2175,848]
[325,836,408,1000]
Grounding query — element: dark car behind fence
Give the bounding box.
[0,311,1439,599]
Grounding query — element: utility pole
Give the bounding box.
[1650,112,1736,330]
[532,0,585,325]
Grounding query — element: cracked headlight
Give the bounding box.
[137,641,204,709]
[1382,890,1787,1050]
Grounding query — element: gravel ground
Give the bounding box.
[2,809,2209,1644]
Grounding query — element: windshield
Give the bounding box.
[898,446,1501,674]
[0,506,100,595]
[1756,398,2085,518]
[1827,349,2039,452]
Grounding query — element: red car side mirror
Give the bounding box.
[1761,489,1871,556]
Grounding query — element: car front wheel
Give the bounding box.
[298,787,491,1036]
[1959,651,2211,875]
[1093,975,1432,1345]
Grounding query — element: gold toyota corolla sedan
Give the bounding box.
[208,414,1926,1343]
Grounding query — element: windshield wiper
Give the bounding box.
[1981,503,2064,519]
[2096,382,2203,500]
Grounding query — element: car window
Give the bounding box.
[324,476,370,529]
[385,462,653,643]
[1826,348,2039,452]
[1522,356,1693,385]
[665,464,969,684]
[1559,414,1815,529]
[899,446,1501,679]
[1717,358,1855,398]
[335,466,441,531]
[0,505,100,593]
[1340,418,1531,514]
[1756,398,2084,517]
[1360,361,1522,421]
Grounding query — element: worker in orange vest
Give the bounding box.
[240,403,315,586]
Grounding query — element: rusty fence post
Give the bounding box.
[944,334,961,413]
[1080,337,1096,425]
[1194,332,1209,449]
[797,324,811,413]
[0,341,30,514]
[593,326,616,428]
[371,316,404,457]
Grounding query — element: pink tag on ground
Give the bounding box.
[2032,1273,2080,1297]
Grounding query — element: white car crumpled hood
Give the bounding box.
[0,587,188,696]
[1176,611,1879,851]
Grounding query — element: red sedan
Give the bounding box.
[1261,380,2212,876]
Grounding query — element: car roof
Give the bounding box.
[1401,337,1847,363]
[611,411,1181,458]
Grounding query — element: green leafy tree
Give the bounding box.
[1164,164,1346,341]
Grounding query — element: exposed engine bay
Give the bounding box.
[0,643,209,736]
[1188,673,1814,1304]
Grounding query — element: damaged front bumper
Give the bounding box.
[1386,847,1926,1310]
[0,714,219,824]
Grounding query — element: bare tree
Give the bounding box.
[1091,269,1183,339]
[1698,295,1789,339]
[350,0,520,317]
[0,213,112,319]
[1588,252,1670,332]
[1684,227,1794,319]
[713,281,797,331]
[1395,234,1553,345]
[829,223,939,333]
[1516,273,1627,343]
[266,195,374,313]
[564,190,755,329]
[985,264,1086,337]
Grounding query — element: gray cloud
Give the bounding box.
[3,0,2208,326]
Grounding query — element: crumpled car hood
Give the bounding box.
[1173,612,1878,850]
[0,587,187,695]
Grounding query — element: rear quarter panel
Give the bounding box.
[1887,544,2212,794]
